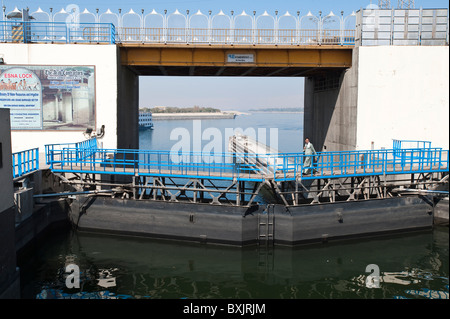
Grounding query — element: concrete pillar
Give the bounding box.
[42,96,57,122]
[61,92,73,123]
[72,86,90,126]
[117,62,139,150]
[303,48,359,152]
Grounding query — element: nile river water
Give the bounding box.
[19,225,449,300]
[17,113,449,300]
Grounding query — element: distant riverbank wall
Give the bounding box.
[152,112,236,120]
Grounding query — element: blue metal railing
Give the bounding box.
[45,139,449,182]
[48,147,268,182]
[0,21,115,44]
[45,138,97,166]
[392,139,436,163]
[393,139,432,150]
[12,147,39,179]
[275,147,449,181]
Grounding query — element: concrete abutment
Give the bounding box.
[117,62,139,150]
[304,46,449,152]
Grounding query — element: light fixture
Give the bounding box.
[83,127,93,139]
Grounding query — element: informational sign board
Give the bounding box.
[227,54,255,63]
[0,65,95,130]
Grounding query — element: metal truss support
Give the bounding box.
[55,173,266,207]
[272,171,448,207]
[49,170,448,208]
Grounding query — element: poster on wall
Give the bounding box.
[0,65,95,130]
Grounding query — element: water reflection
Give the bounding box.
[19,226,449,299]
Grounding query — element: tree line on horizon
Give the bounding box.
[139,106,304,113]
[140,105,221,113]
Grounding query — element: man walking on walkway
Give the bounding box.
[303,138,317,175]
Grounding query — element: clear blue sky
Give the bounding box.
[4,0,448,15]
[4,0,449,111]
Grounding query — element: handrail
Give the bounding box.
[393,139,432,150]
[45,138,97,167]
[276,147,448,181]
[0,21,116,44]
[12,147,39,179]
[0,20,355,46]
[118,27,355,45]
[45,139,449,182]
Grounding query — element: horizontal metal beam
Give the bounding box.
[119,45,353,73]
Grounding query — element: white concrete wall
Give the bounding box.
[0,44,118,154]
[356,46,449,150]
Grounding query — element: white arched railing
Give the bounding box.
[99,9,119,26]
[277,11,298,44]
[300,11,320,45]
[29,7,51,42]
[322,11,341,44]
[121,9,141,42]
[1,7,358,45]
[30,7,50,22]
[211,10,232,44]
[79,8,96,24]
[143,9,164,42]
[167,9,187,43]
[256,11,275,44]
[188,10,208,43]
[234,10,253,44]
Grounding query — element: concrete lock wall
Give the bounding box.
[117,65,139,150]
[0,43,119,153]
[356,46,449,150]
[0,108,20,299]
[0,108,14,211]
[303,48,359,152]
[304,46,449,152]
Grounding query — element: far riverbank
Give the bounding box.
[152,112,237,120]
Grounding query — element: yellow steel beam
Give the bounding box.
[119,44,353,68]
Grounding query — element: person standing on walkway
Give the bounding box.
[303,138,317,174]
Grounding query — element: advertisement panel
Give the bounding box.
[0,65,95,130]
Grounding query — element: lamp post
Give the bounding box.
[2,5,5,41]
[252,10,256,44]
[230,10,234,44]
[208,10,212,44]
[186,9,189,43]
[118,8,122,29]
[318,11,323,45]
[274,11,278,44]
[163,9,167,43]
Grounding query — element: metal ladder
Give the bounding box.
[258,204,274,244]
